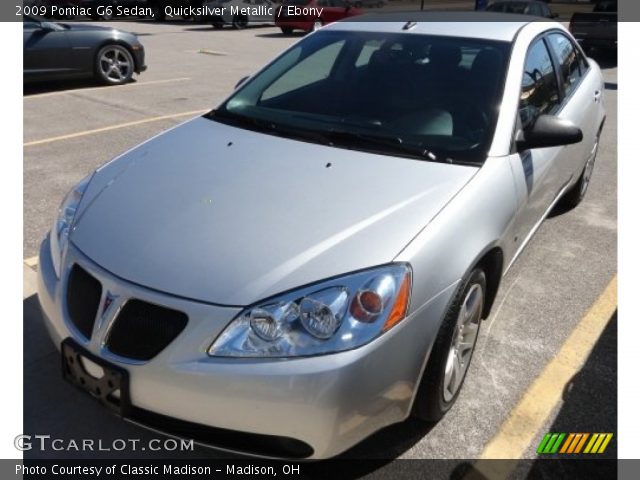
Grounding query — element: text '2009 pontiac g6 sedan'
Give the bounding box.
[38,13,605,459]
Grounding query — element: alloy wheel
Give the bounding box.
[99,46,132,83]
[442,283,483,402]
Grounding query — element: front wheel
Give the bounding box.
[95,45,135,85]
[280,26,293,34]
[412,269,486,422]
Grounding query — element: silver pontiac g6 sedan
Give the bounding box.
[37,13,605,459]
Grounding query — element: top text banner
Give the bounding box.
[4,0,635,22]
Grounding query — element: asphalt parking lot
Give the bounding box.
[23,19,617,466]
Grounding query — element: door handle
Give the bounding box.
[594,90,602,102]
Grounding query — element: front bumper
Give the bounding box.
[37,236,454,459]
[131,45,146,74]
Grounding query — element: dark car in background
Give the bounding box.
[23,16,146,84]
[275,0,362,34]
[569,0,617,52]
[486,0,556,18]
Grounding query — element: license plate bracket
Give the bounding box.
[61,338,131,417]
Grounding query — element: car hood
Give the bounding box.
[71,117,477,306]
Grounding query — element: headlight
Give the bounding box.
[49,174,93,278]
[208,264,411,357]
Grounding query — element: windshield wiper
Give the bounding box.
[208,111,447,163]
[320,129,442,162]
[207,109,333,144]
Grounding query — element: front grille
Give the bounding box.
[106,300,188,361]
[66,265,102,340]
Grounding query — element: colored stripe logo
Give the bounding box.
[537,433,613,454]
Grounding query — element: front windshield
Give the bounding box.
[212,30,510,164]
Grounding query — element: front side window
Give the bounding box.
[547,33,582,98]
[520,39,560,129]
[213,31,511,164]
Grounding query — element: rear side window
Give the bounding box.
[520,39,560,129]
[547,33,583,98]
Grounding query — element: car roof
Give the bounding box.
[327,12,548,42]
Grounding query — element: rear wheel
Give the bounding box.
[95,45,135,85]
[561,130,600,209]
[232,14,248,29]
[212,20,224,29]
[412,269,486,422]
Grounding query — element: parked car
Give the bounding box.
[486,0,557,17]
[38,13,604,459]
[569,0,617,52]
[201,0,275,29]
[23,15,146,84]
[275,0,362,34]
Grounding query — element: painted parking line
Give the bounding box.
[24,256,38,269]
[198,49,228,56]
[24,77,192,100]
[24,109,208,148]
[471,276,617,477]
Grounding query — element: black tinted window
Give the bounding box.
[540,4,551,17]
[527,3,542,16]
[520,39,560,129]
[548,33,582,97]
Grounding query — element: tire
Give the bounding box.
[232,15,248,29]
[95,44,135,85]
[212,20,224,29]
[280,26,293,34]
[412,268,486,422]
[561,130,600,209]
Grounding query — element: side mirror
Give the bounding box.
[235,76,249,89]
[516,115,583,152]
